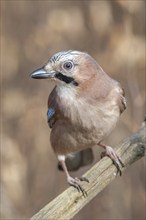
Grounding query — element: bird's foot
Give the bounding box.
[100,146,124,176]
[67,175,89,197]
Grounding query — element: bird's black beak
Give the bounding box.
[31,68,55,79]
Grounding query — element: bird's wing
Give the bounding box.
[47,107,55,128]
[47,87,60,128]
[119,88,127,114]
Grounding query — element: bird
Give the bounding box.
[31,50,126,196]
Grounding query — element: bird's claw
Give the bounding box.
[76,176,89,183]
[67,176,88,197]
[113,160,123,176]
[101,146,124,176]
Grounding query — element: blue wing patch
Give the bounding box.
[47,108,55,122]
[47,108,55,128]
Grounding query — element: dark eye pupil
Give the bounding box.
[64,62,72,70]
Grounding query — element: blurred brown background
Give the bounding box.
[1,0,145,219]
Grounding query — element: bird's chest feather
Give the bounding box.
[50,86,120,155]
[57,85,119,129]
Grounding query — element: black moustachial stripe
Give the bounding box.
[55,72,78,86]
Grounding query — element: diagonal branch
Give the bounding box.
[30,125,146,220]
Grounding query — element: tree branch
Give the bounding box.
[30,125,146,220]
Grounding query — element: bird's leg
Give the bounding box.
[98,143,124,176]
[58,156,89,197]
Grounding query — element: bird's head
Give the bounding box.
[31,50,103,88]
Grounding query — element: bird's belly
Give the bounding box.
[50,111,119,155]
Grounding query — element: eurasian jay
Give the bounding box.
[31,50,126,196]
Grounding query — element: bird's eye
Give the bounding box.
[63,61,73,71]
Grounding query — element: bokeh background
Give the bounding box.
[1,0,145,219]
